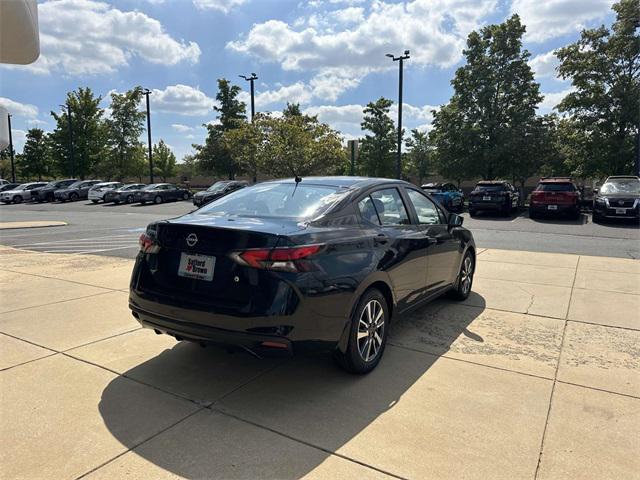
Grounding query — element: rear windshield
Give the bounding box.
[536,183,575,192]
[197,183,346,220]
[475,184,506,191]
[600,180,640,194]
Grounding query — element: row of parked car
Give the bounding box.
[0,178,253,208]
[421,176,640,222]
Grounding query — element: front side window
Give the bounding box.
[368,188,410,226]
[407,189,443,225]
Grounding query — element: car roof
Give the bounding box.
[421,183,444,188]
[477,180,508,185]
[260,176,408,189]
[605,176,639,181]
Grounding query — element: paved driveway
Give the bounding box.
[0,246,638,479]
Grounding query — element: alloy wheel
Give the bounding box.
[357,299,385,362]
[460,256,473,294]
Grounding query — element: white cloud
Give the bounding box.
[27,119,48,126]
[193,0,248,13]
[4,0,200,76]
[240,82,314,108]
[538,88,574,113]
[529,51,560,79]
[152,85,216,116]
[512,0,614,42]
[0,98,39,118]
[228,0,497,100]
[171,123,195,132]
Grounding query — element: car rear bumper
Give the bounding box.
[530,203,579,214]
[469,201,507,211]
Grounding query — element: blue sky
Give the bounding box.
[1,0,616,160]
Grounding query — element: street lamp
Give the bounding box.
[60,104,74,177]
[143,88,154,183]
[239,73,258,120]
[387,50,410,179]
[7,113,15,182]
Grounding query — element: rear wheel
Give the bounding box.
[114,200,120,204]
[182,192,189,200]
[91,199,99,204]
[69,192,79,201]
[334,288,389,374]
[154,195,163,204]
[140,200,146,205]
[126,195,134,204]
[449,252,475,301]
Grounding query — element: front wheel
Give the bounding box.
[126,195,134,204]
[69,193,79,201]
[154,195,163,204]
[91,199,99,204]
[13,195,23,204]
[334,288,389,374]
[182,192,189,200]
[449,252,475,301]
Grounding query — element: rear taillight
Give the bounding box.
[231,245,323,272]
[139,232,160,254]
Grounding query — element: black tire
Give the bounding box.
[154,195,163,204]
[114,200,120,205]
[140,200,146,205]
[69,193,79,201]
[91,199,99,204]
[448,251,475,301]
[182,192,189,200]
[47,194,55,202]
[126,195,134,204]
[529,209,537,219]
[469,208,476,217]
[334,288,389,374]
[13,195,23,204]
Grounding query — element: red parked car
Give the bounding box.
[529,177,581,219]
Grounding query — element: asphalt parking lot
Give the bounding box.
[0,245,638,479]
[1,200,638,259]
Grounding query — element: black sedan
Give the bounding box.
[593,176,640,222]
[136,183,191,205]
[34,179,78,202]
[54,180,103,202]
[130,177,476,373]
[104,183,147,204]
[193,180,249,207]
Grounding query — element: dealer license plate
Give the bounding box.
[615,208,627,215]
[178,253,215,281]
[483,196,491,201]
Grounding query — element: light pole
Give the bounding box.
[386,50,410,179]
[239,73,258,120]
[60,104,74,177]
[143,89,154,183]
[7,113,15,182]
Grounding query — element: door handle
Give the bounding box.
[426,237,438,246]
[374,234,388,245]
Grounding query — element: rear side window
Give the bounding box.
[364,188,410,226]
[536,183,575,192]
[406,189,444,225]
[476,184,506,191]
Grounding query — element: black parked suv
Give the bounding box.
[54,180,103,202]
[136,183,191,204]
[468,181,520,216]
[593,176,640,222]
[193,180,249,207]
[34,179,77,202]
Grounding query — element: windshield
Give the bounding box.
[197,183,346,220]
[475,184,506,192]
[536,183,575,192]
[15,183,29,190]
[67,181,83,189]
[600,180,640,194]
[206,182,229,193]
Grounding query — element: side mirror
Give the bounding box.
[448,213,464,227]
[593,188,599,194]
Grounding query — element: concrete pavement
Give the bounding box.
[0,246,638,479]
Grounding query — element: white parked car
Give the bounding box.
[0,182,48,204]
[88,182,124,203]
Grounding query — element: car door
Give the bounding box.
[405,188,462,293]
[357,187,431,312]
[166,185,179,201]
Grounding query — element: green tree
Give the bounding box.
[103,87,146,180]
[269,110,345,178]
[49,87,107,178]
[194,79,247,179]
[556,0,640,176]
[358,98,396,177]
[431,15,542,180]
[404,129,433,184]
[18,128,52,180]
[223,118,264,183]
[153,140,177,181]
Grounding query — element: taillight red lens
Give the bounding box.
[139,232,160,254]
[233,245,323,272]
